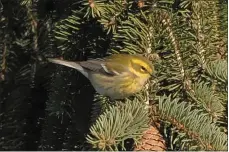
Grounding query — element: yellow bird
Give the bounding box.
[48,54,154,100]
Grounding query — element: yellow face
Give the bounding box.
[130,56,154,78]
[105,54,154,78]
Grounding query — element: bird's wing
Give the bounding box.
[79,58,126,76]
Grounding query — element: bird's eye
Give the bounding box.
[141,66,147,72]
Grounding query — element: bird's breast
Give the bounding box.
[88,72,148,100]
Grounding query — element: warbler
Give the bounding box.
[48,54,154,100]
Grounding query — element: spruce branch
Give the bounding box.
[190,1,207,67]
[84,0,127,33]
[46,69,76,122]
[21,0,38,52]
[83,0,106,18]
[156,9,193,98]
[98,1,126,34]
[0,41,6,81]
[181,1,227,62]
[20,0,38,87]
[205,59,227,84]
[160,10,185,79]
[87,99,150,151]
[90,94,112,124]
[0,14,8,82]
[209,1,220,39]
[0,111,26,150]
[186,82,225,120]
[112,13,156,54]
[54,10,82,52]
[208,1,227,60]
[158,95,227,150]
[219,0,227,45]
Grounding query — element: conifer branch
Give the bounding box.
[146,25,153,54]
[206,60,227,84]
[209,1,220,39]
[98,1,126,34]
[21,0,38,52]
[161,11,185,79]
[208,1,227,59]
[186,82,225,121]
[83,0,106,18]
[158,95,227,150]
[190,1,206,67]
[54,11,82,52]
[20,0,38,87]
[90,94,111,124]
[112,13,156,54]
[87,99,150,151]
[0,12,8,82]
[0,42,6,81]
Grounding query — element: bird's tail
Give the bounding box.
[48,58,89,77]
[48,58,80,69]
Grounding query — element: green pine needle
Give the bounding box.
[86,99,150,151]
[158,95,227,150]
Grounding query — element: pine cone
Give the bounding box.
[134,126,166,151]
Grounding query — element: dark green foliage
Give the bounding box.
[0,0,227,151]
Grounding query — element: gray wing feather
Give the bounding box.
[79,59,104,72]
[79,59,118,76]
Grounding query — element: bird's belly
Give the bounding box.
[88,73,145,100]
[95,83,140,99]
